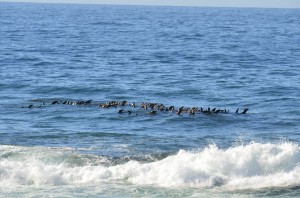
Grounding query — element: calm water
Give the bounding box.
[0,2,300,197]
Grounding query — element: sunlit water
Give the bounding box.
[0,2,300,197]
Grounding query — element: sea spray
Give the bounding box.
[1,142,300,189]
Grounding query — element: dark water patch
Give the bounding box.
[107,48,133,53]
[76,132,135,138]
[25,134,69,140]
[105,152,175,166]
[33,61,60,66]
[89,21,133,27]
[15,56,42,62]
[28,86,116,95]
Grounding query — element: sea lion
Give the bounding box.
[148,111,157,115]
[241,108,249,114]
[21,104,34,108]
[177,106,184,115]
[52,101,59,105]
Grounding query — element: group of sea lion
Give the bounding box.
[22,99,249,116]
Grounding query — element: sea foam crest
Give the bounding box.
[1,142,300,189]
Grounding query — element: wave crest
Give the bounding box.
[1,142,300,189]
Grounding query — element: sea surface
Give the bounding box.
[0,2,300,197]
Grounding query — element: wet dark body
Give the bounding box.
[24,99,249,116]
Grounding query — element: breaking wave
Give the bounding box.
[1,142,300,190]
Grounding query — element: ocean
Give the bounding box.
[0,2,300,197]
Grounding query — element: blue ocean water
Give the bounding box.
[0,2,300,197]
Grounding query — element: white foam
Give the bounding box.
[1,142,300,190]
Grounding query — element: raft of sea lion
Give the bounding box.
[22,99,249,116]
